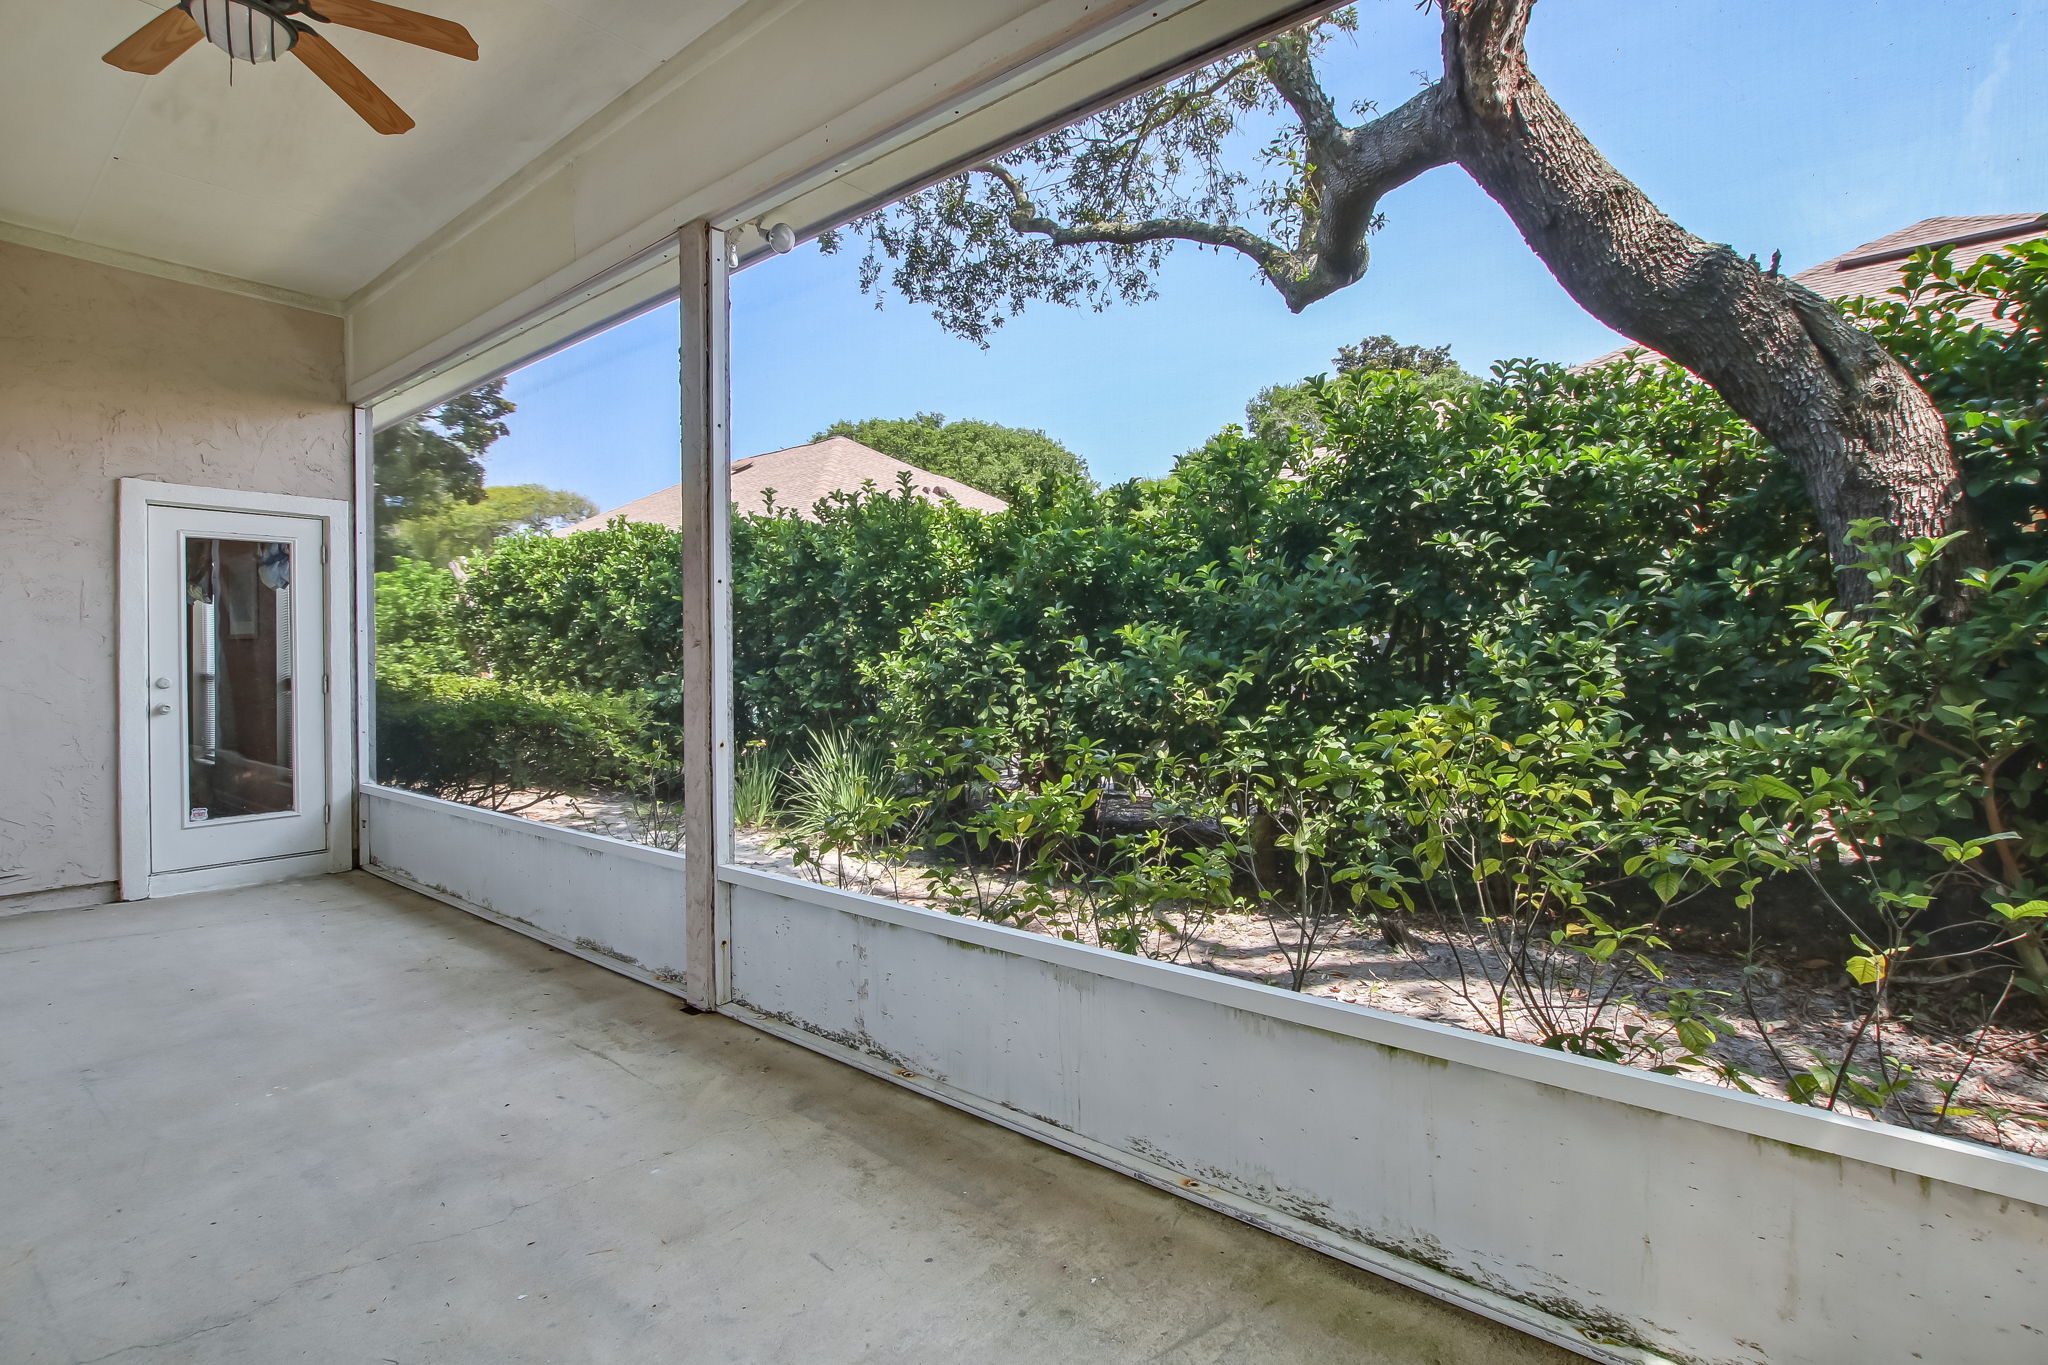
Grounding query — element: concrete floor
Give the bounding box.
[1,873,1572,1365]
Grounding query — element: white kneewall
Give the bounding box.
[362,786,687,986]
[0,241,350,905]
[724,869,2048,1365]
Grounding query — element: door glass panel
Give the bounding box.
[184,536,295,822]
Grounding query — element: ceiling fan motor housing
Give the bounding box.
[183,0,303,63]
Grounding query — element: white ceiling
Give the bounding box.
[0,0,748,303]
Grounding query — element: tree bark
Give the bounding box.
[1436,0,1979,613]
[985,2,1984,610]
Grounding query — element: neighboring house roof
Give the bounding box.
[559,436,1008,534]
[1580,212,2047,370]
[1795,213,2047,321]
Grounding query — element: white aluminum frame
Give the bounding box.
[353,404,377,845]
[344,1,1342,408]
[117,479,355,900]
[678,221,735,1009]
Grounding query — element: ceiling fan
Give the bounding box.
[102,1,478,135]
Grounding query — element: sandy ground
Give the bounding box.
[511,789,2048,1157]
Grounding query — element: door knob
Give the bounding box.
[150,703,172,716]
[153,676,171,689]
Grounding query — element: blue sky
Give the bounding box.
[480,0,2045,507]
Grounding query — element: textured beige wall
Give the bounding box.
[0,241,349,905]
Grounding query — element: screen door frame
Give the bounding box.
[118,479,354,900]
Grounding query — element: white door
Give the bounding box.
[144,504,330,874]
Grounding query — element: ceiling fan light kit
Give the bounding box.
[101,0,478,134]
[189,0,298,64]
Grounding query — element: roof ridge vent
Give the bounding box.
[1834,214,2048,271]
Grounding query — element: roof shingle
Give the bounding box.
[560,436,1008,534]
[1792,213,2047,323]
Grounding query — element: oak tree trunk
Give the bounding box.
[1439,3,1980,614]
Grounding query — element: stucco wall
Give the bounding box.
[0,241,349,907]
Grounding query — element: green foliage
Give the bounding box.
[373,559,468,674]
[1344,678,1754,1074]
[410,242,2048,1038]
[1333,335,1464,377]
[1684,533,2048,992]
[732,745,783,829]
[441,477,1010,761]
[730,479,1001,746]
[868,355,1818,774]
[373,380,514,571]
[441,477,1005,752]
[814,412,1090,495]
[783,729,896,844]
[1247,334,1476,444]
[372,549,654,819]
[1847,237,2048,563]
[457,518,683,710]
[375,669,654,811]
[389,483,596,567]
[820,14,1360,343]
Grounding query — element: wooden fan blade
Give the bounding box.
[104,5,205,75]
[309,0,477,61]
[291,29,415,134]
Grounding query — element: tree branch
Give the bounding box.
[1310,82,1457,294]
[1441,0,1536,129]
[1255,32,1341,161]
[1020,212,1288,262]
[977,161,1032,211]
[977,161,1290,267]
[973,36,1458,316]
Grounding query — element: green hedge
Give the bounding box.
[375,668,654,811]
[374,239,2048,983]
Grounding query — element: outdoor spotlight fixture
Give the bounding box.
[729,222,797,269]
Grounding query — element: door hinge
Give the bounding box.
[322,673,330,695]
[324,801,332,823]
[320,541,329,565]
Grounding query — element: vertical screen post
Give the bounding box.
[679,221,734,1010]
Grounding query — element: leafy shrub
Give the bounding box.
[863,353,1822,812]
[457,519,684,707]
[374,559,470,674]
[453,480,997,752]
[730,476,1000,746]
[1848,237,2047,564]
[376,669,655,811]
[1683,534,2048,992]
[421,241,2047,1001]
